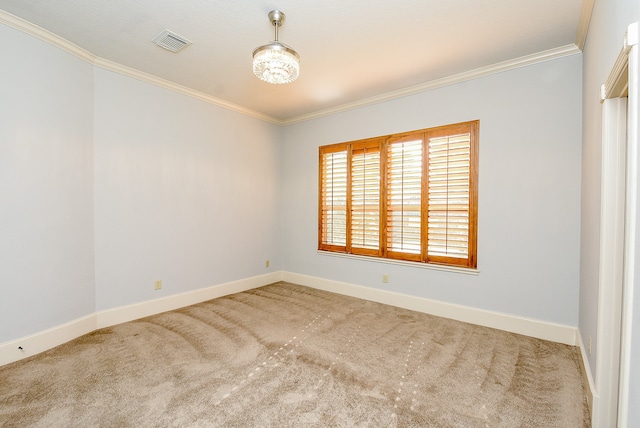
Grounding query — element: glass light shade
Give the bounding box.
[252,42,300,84]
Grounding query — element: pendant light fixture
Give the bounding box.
[252,10,300,84]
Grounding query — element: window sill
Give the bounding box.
[317,251,480,276]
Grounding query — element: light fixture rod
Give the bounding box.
[268,9,285,42]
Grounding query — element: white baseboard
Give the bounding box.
[96,271,284,329]
[1,270,579,367]
[576,330,596,423]
[0,314,97,367]
[0,272,284,366]
[283,272,579,345]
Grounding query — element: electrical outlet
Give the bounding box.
[382,274,389,283]
[155,280,162,290]
[265,260,270,268]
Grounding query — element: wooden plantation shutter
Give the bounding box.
[318,121,478,269]
[426,123,478,267]
[350,140,381,255]
[319,145,348,251]
[386,135,423,261]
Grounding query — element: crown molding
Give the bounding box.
[2,9,582,127]
[0,9,95,63]
[575,0,595,51]
[282,44,582,125]
[92,58,279,124]
[0,9,280,125]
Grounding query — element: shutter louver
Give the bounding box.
[387,138,422,257]
[351,145,380,252]
[320,149,347,248]
[427,133,471,260]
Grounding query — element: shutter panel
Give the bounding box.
[319,121,478,269]
[387,136,423,259]
[319,148,347,249]
[427,131,471,261]
[351,143,381,254]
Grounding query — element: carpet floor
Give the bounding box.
[0,282,590,427]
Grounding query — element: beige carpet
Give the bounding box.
[0,282,590,427]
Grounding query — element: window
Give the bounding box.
[318,121,478,269]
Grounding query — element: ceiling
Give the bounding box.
[0,1,589,124]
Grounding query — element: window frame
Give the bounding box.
[318,120,479,269]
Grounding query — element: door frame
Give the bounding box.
[596,21,638,428]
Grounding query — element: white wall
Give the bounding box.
[0,24,95,342]
[281,55,583,326]
[93,68,282,311]
[0,18,282,345]
[580,0,640,425]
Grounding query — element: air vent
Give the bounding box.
[152,30,192,53]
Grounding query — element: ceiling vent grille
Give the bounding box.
[152,30,192,53]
